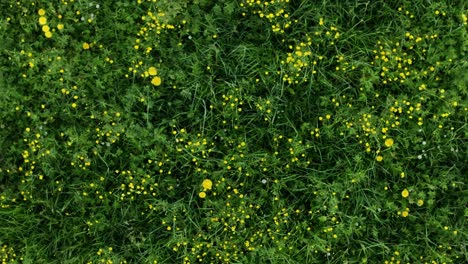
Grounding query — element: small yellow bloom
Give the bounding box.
[384,138,394,147]
[401,210,409,217]
[44,31,52,38]
[82,42,90,50]
[148,67,157,76]
[151,76,162,86]
[38,9,46,16]
[417,199,424,206]
[71,103,77,108]
[57,24,64,30]
[202,179,213,190]
[42,25,50,32]
[376,155,383,162]
[401,189,409,198]
[38,16,47,25]
[198,191,206,198]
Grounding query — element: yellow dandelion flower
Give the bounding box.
[151,76,162,86]
[202,179,213,190]
[376,155,383,162]
[148,67,157,76]
[401,189,409,198]
[417,199,424,206]
[198,191,206,198]
[38,16,47,25]
[42,25,50,32]
[44,31,52,38]
[38,9,46,16]
[57,24,64,30]
[384,138,394,147]
[401,210,409,217]
[82,42,90,50]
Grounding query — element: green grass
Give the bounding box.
[0,0,467,263]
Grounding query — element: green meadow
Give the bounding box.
[0,0,467,263]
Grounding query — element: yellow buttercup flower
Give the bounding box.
[384,138,394,147]
[38,16,47,25]
[401,210,409,217]
[151,76,162,86]
[57,24,64,30]
[44,31,52,38]
[401,189,409,198]
[202,179,213,190]
[417,199,424,206]
[148,67,157,76]
[198,191,206,198]
[42,25,50,32]
[376,155,383,162]
[82,42,90,50]
[38,9,46,16]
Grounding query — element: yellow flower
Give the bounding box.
[42,25,50,32]
[44,31,52,38]
[38,16,47,25]
[376,155,383,162]
[417,199,424,206]
[384,138,394,147]
[151,76,162,86]
[198,191,206,198]
[82,42,90,50]
[401,210,409,217]
[38,9,46,16]
[401,189,409,198]
[57,24,64,30]
[148,67,157,76]
[202,179,213,190]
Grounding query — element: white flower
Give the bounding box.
[261,179,267,184]
[417,154,422,159]
[96,4,100,9]
[422,141,426,145]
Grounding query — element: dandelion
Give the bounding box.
[38,16,47,25]
[148,67,157,76]
[198,191,206,198]
[82,42,90,50]
[42,25,50,32]
[44,31,52,38]
[401,210,409,217]
[38,9,46,16]
[202,179,213,190]
[384,138,394,147]
[57,24,64,30]
[417,199,424,206]
[376,155,383,162]
[151,76,162,86]
[401,189,409,198]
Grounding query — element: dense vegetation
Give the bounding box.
[1,0,467,263]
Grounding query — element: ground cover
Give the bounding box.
[0,0,467,263]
